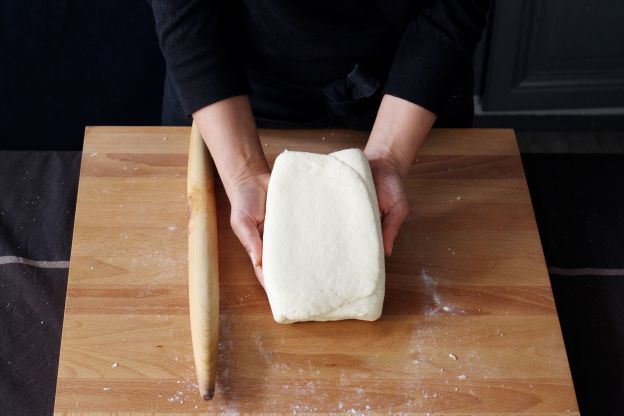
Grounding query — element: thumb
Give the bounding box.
[380,200,409,256]
[230,210,265,286]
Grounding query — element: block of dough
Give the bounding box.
[262,148,385,323]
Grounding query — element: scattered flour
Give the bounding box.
[252,335,273,363]
[421,269,465,316]
[165,375,200,405]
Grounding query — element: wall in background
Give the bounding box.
[474,0,624,128]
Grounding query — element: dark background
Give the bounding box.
[474,0,624,128]
[0,0,164,150]
[2,1,624,150]
[1,1,624,415]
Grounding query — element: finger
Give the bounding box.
[230,211,265,289]
[230,210,264,268]
[381,200,409,256]
[254,264,265,289]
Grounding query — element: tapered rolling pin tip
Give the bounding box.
[202,386,215,401]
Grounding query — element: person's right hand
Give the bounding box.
[193,95,270,290]
[227,172,270,288]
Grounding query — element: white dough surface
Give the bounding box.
[262,149,385,323]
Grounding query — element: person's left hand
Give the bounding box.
[367,156,409,256]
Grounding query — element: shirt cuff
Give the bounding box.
[172,62,250,116]
[383,25,472,115]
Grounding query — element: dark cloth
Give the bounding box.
[522,153,624,415]
[150,0,489,120]
[0,151,80,416]
[523,154,624,269]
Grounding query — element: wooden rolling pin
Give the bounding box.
[187,122,219,400]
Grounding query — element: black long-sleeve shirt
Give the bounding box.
[149,0,489,117]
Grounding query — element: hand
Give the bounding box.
[368,157,409,256]
[227,172,270,288]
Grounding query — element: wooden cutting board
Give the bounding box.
[54,127,579,415]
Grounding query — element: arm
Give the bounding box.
[193,96,269,286]
[366,1,489,255]
[364,95,435,256]
[150,1,267,283]
[365,95,435,178]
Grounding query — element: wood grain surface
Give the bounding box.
[54,127,579,415]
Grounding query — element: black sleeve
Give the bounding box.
[383,0,490,115]
[149,0,249,116]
